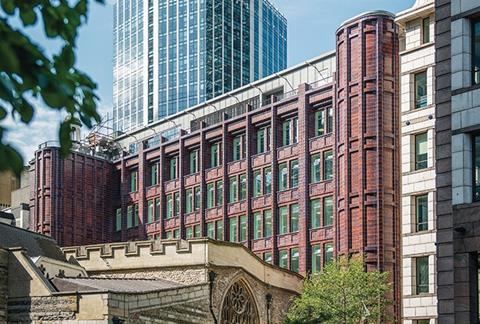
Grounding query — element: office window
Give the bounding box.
[210,142,222,167]
[189,149,199,174]
[327,108,333,134]
[279,163,288,191]
[207,222,215,239]
[416,194,428,232]
[257,126,271,154]
[311,154,321,183]
[290,160,299,188]
[229,176,238,203]
[239,215,247,241]
[150,164,158,186]
[239,174,247,200]
[133,204,139,226]
[186,227,193,239]
[147,199,154,223]
[232,134,245,161]
[279,250,288,269]
[127,205,133,228]
[216,180,223,206]
[207,183,215,208]
[324,243,334,265]
[168,156,178,180]
[290,248,299,273]
[474,19,480,85]
[282,117,298,146]
[323,196,334,227]
[115,208,122,231]
[174,229,180,239]
[323,150,333,180]
[166,231,173,239]
[290,204,299,232]
[130,170,138,192]
[263,252,272,264]
[174,192,180,216]
[216,220,223,240]
[315,110,325,136]
[415,256,429,294]
[253,170,262,197]
[253,212,262,239]
[166,194,174,218]
[155,198,160,221]
[194,224,201,237]
[264,210,272,237]
[279,206,288,235]
[311,199,321,229]
[186,189,193,214]
[414,71,427,109]
[415,132,428,170]
[415,320,430,324]
[422,17,430,44]
[264,167,272,194]
[194,187,201,210]
[312,245,321,273]
[229,217,238,242]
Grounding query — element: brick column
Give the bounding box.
[246,106,254,249]
[138,143,146,239]
[120,155,128,242]
[222,115,229,240]
[199,126,207,235]
[179,138,187,238]
[270,95,279,265]
[158,141,166,237]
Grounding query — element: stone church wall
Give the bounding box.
[0,248,8,323]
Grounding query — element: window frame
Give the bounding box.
[472,18,480,85]
[414,132,428,170]
[422,16,430,44]
[414,70,428,109]
[323,150,333,180]
[415,194,429,232]
[415,256,430,294]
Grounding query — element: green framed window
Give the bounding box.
[174,229,180,238]
[323,150,333,180]
[166,195,173,219]
[290,160,299,188]
[169,156,178,180]
[415,132,428,170]
[256,126,271,154]
[166,231,173,239]
[279,206,288,234]
[264,210,272,237]
[422,17,430,44]
[312,245,321,273]
[239,174,247,200]
[239,215,247,241]
[134,204,139,226]
[253,170,262,197]
[189,149,199,174]
[155,198,160,221]
[174,192,180,216]
[290,204,299,232]
[130,170,138,192]
[416,194,428,232]
[311,199,321,229]
[327,108,333,134]
[147,199,154,223]
[474,19,480,85]
[194,187,201,210]
[207,183,215,208]
[416,256,429,294]
[210,142,221,167]
[311,154,321,183]
[232,134,245,161]
[323,196,334,227]
[186,189,193,214]
[216,220,223,240]
[207,222,215,239]
[282,117,298,146]
[229,177,238,203]
[229,217,238,242]
[315,110,325,136]
[279,250,288,269]
[415,71,427,109]
[186,227,193,239]
[216,180,223,206]
[253,212,262,239]
[194,224,201,237]
[290,248,299,273]
[324,243,334,265]
[264,167,272,194]
[115,208,122,231]
[263,252,272,264]
[150,164,158,186]
[279,163,288,191]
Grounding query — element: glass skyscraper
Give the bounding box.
[113,0,287,133]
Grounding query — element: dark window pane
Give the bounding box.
[416,194,428,232]
[416,256,429,294]
[473,19,480,85]
[415,71,427,109]
[415,132,428,170]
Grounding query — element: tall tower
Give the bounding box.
[112,0,287,133]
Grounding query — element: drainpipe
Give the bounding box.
[208,271,218,324]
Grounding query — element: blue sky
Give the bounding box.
[7,0,414,161]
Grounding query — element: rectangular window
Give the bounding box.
[174,192,180,216]
[239,174,247,200]
[264,167,272,194]
[279,163,288,191]
[264,210,272,237]
[290,204,299,232]
[323,196,334,227]
[239,215,247,241]
[169,156,178,180]
[279,250,288,269]
[415,132,428,170]
[264,252,272,264]
[115,208,122,231]
[324,243,334,265]
[311,199,321,229]
[323,150,333,180]
[189,149,199,174]
[186,227,193,239]
[279,206,288,234]
[155,198,160,220]
[147,199,154,223]
[290,248,299,273]
[422,17,430,44]
[166,194,173,219]
[416,194,428,232]
[194,187,201,210]
[150,164,158,186]
[315,110,325,136]
[130,170,138,192]
[311,154,321,183]
[282,117,298,146]
[232,134,245,161]
[290,160,299,188]
[216,220,223,240]
[186,189,193,214]
[207,183,215,208]
[253,170,262,197]
[475,135,480,201]
[216,180,223,206]
[134,204,139,226]
[211,142,221,167]
[127,205,133,228]
[229,217,238,242]
[474,19,480,85]
[415,256,429,294]
[174,229,180,238]
[414,71,427,109]
[229,176,238,203]
[207,222,215,239]
[312,245,321,273]
[257,126,271,154]
[194,224,201,237]
[327,107,333,134]
[253,212,262,239]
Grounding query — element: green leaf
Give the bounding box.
[0,0,15,15]
[59,121,73,158]
[0,143,24,177]
[19,8,37,26]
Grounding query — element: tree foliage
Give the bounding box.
[0,0,104,176]
[285,256,392,324]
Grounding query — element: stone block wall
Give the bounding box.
[0,248,8,323]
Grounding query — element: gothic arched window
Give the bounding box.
[220,281,260,324]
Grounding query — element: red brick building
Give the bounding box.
[29,11,400,315]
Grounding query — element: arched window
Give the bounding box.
[220,281,260,324]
